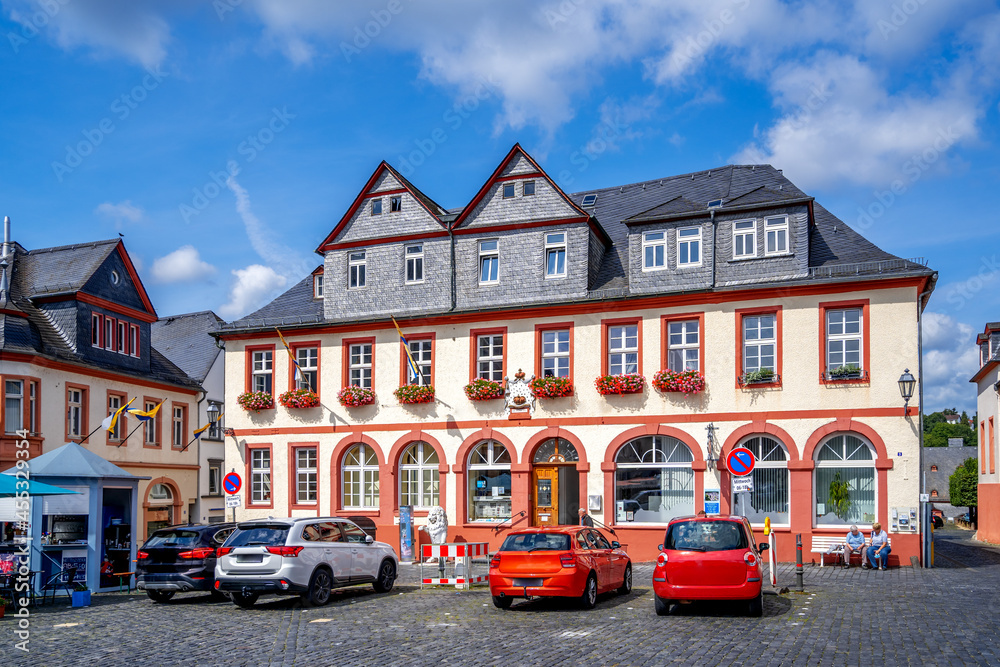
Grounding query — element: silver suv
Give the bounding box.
[214,517,398,608]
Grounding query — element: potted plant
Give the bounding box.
[278,388,320,409]
[740,368,776,386]
[595,373,646,395]
[237,391,275,412]
[394,384,435,404]
[530,376,573,399]
[464,378,504,401]
[337,386,376,408]
[652,369,706,394]
[829,472,852,521]
[71,584,91,608]
[828,364,863,380]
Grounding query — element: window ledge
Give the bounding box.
[728,253,795,263]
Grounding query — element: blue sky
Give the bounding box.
[1,0,998,413]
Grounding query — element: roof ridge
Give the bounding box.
[26,238,120,255]
[571,164,767,196]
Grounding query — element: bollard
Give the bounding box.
[795,533,804,592]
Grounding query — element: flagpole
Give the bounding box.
[117,422,145,448]
[78,424,103,444]
[179,435,198,453]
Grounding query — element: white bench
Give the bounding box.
[810,535,892,567]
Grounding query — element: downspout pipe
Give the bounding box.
[447,224,456,312]
[710,210,717,288]
[917,283,934,567]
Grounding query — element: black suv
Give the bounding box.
[136,523,237,602]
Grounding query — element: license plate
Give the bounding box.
[237,554,263,563]
[512,578,543,587]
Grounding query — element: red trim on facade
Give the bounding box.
[468,327,507,383]
[982,421,988,474]
[734,305,783,388]
[330,434,386,515]
[325,230,449,252]
[818,299,870,385]
[141,477,181,540]
[0,352,198,396]
[534,321,575,389]
[718,421,799,515]
[114,241,157,317]
[990,417,995,475]
[659,312,705,373]
[73,292,157,323]
[341,336,376,390]
[142,395,163,449]
[387,431,448,516]
[288,441,321,512]
[244,344,276,395]
[362,187,407,198]
[65,382,89,443]
[245,442,275,510]
[453,428,519,524]
[451,216,591,237]
[600,316,643,377]
[0,308,27,319]
[0,374,40,438]
[398,331,435,388]
[522,427,590,516]
[494,172,543,182]
[287,339,322,399]
[105,389,128,447]
[170,401,188,449]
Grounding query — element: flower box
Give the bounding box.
[530,376,573,399]
[824,365,867,381]
[337,386,376,408]
[394,384,435,404]
[595,373,646,395]
[652,369,706,394]
[464,378,505,401]
[237,391,275,412]
[739,369,779,386]
[278,388,320,409]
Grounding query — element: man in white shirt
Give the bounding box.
[842,525,866,568]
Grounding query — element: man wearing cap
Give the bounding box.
[842,525,866,568]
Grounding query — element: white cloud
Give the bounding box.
[94,200,145,228]
[921,311,980,413]
[150,245,216,284]
[218,264,287,319]
[225,175,312,280]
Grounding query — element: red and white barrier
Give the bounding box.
[420,542,490,588]
[421,542,489,559]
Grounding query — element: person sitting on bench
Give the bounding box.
[842,525,866,568]
[867,523,891,570]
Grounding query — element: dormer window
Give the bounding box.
[765,216,789,255]
[677,227,702,267]
[313,273,324,298]
[733,220,756,259]
[349,251,367,289]
[390,196,402,212]
[479,240,499,284]
[371,199,382,215]
[405,244,424,284]
[642,231,666,270]
[502,183,515,199]
[545,233,566,278]
[523,181,536,196]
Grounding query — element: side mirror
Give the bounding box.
[365,535,374,545]
[611,541,621,549]
[758,542,769,552]
[657,544,663,551]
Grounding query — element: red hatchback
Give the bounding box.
[652,515,769,617]
[489,527,632,609]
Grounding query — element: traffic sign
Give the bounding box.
[225,494,241,508]
[727,448,755,476]
[223,472,242,495]
[732,475,754,493]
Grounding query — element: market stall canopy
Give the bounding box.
[1,442,147,481]
[0,475,79,497]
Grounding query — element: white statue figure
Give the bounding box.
[504,368,535,417]
[420,506,449,564]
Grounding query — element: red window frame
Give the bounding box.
[1,375,40,436]
[534,321,575,388]
[659,312,705,373]
[983,422,987,474]
[244,344,276,395]
[142,395,163,449]
[245,443,274,509]
[170,402,188,449]
[990,417,995,475]
[600,316,642,376]
[116,321,127,354]
[104,317,115,351]
[105,390,128,446]
[65,383,89,442]
[288,442,320,510]
[130,324,140,357]
[92,313,103,347]
[468,327,507,382]
[398,332,435,387]
[818,299,870,384]
[288,340,322,398]
[342,336,376,389]
[735,305,783,388]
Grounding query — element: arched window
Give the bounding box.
[814,434,875,526]
[930,489,938,498]
[533,438,578,463]
[615,436,694,524]
[399,441,439,509]
[930,465,938,472]
[732,436,789,525]
[149,483,172,502]
[342,444,379,509]
[467,441,511,522]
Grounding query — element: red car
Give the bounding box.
[489,526,632,609]
[652,515,769,617]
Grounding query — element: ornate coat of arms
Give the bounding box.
[504,369,535,418]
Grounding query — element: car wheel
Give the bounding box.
[654,596,672,616]
[580,574,598,610]
[304,569,333,607]
[373,560,396,593]
[492,595,513,610]
[617,563,633,595]
[231,591,259,608]
[747,592,763,617]
[146,590,174,603]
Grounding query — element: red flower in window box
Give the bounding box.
[394,384,435,404]
[464,378,505,401]
[652,369,706,394]
[529,376,573,398]
[237,391,274,412]
[337,386,376,408]
[278,389,320,409]
[595,373,646,395]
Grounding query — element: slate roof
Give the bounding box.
[0,240,202,392]
[217,162,937,334]
[151,310,225,383]
[2,441,144,480]
[923,446,978,503]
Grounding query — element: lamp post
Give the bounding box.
[206,402,220,432]
[898,369,916,416]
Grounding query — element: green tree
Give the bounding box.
[949,457,979,528]
[923,421,978,447]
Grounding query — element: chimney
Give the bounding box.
[2,216,9,260]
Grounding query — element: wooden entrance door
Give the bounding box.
[533,467,559,526]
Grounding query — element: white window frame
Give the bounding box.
[106,394,122,441]
[407,339,432,386]
[826,308,863,373]
[479,240,499,285]
[252,350,273,394]
[313,274,324,298]
[732,436,790,527]
[208,460,222,496]
[250,448,271,505]
[614,436,695,525]
[541,329,570,378]
[743,314,776,373]
[28,381,37,434]
[666,320,699,372]
[143,400,158,445]
[732,220,756,259]
[608,325,639,375]
[5,380,23,434]
[297,346,318,391]
[467,440,512,522]
[343,443,379,509]
[405,244,424,284]
[765,215,789,255]
[476,334,504,381]
[813,434,876,528]
[544,232,567,279]
[91,314,101,347]
[349,343,372,389]
[295,446,318,505]
[67,388,83,438]
[399,441,439,509]
[677,226,702,267]
[348,251,367,289]
[172,406,184,448]
[104,318,114,351]
[642,231,666,271]
[130,325,140,357]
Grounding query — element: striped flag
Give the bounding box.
[101,397,136,432]
[128,400,164,422]
[276,328,304,386]
[392,317,422,385]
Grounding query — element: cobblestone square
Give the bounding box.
[5,528,1000,666]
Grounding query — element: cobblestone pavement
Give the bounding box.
[5,527,1000,666]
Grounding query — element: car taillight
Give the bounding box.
[178,547,216,559]
[216,547,233,556]
[744,551,758,566]
[490,554,500,568]
[656,552,668,566]
[137,551,149,560]
[560,554,576,568]
[266,546,304,557]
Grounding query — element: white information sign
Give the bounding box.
[732,476,754,493]
[225,494,241,508]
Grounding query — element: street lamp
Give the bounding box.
[206,402,220,426]
[898,369,916,416]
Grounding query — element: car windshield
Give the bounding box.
[226,525,290,547]
[500,533,571,552]
[143,531,200,548]
[664,520,748,552]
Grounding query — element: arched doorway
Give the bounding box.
[531,438,579,526]
[145,482,175,537]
